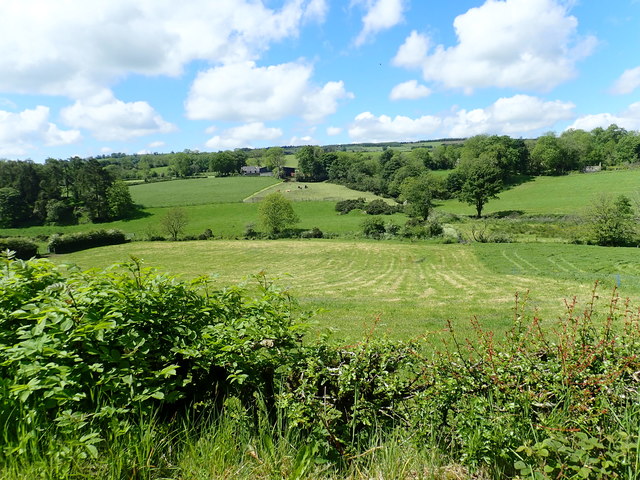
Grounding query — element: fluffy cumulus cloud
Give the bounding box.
[0,106,81,156]
[354,0,406,46]
[393,0,596,92]
[0,0,324,98]
[326,126,343,136]
[390,80,431,100]
[568,102,640,131]
[349,95,575,142]
[185,61,353,123]
[446,95,575,137]
[611,67,640,95]
[348,111,442,143]
[61,91,175,141]
[205,122,282,151]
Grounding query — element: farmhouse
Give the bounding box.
[240,166,297,178]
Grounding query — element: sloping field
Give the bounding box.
[437,169,640,215]
[53,240,640,341]
[130,176,280,207]
[244,181,392,203]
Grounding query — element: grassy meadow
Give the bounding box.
[437,169,640,215]
[244,181,392,203]
[54,240,640,341]
[130,176,280,207]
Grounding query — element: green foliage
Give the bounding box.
[457,156,503,218]
[160,207,189,241]
[300,227,323,238]
[0,238,38,259]
[106,180,135,220]
[361,216,386,238]
[335,198,366,214]
[0,257,308,462]
[278,338,425,457]
[588,194,637,246]
[399,174,434,221]
[363,199,394,215]
[258,192,299,236]
[48,229,127,254]
[0,187,28,228]
[296,145,327,182]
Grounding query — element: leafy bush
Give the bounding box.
[198,228,214,240]
[0,257,309,457]
[278,338,424,457]
[361,217,386,238]
[48,229,128,253]
[0,237,38,259]
[335,198,366,215]
[363,199,393,215]
[300,227,323,238]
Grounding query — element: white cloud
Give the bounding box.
[148,141,166,149]
[446,95,575,137]
[185,61,352,123]
[393,0,596,92]
[61,90,175,141]
[348,95,575,142]
[327,126,342,136]
[390,80,431,100]
[0,106,81,156]
[392,31,429,69]
[611,66,640,95]
[205,122,282,150]
[355,0,406,46]
[303,0,329,23]
[0,0,322,98]
[288,135,318,146]
[568,102,640,131]
[348,111,442,143]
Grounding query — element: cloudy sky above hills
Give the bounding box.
[1,0,639,159]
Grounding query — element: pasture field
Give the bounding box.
[130,176,280,207]
[0,201,407,243]
[244,181,393,203]
[437,169,640,215]
[53,240,640,341]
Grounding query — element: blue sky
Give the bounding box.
[1,0,639,161]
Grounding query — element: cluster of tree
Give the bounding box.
[0,158,134,228]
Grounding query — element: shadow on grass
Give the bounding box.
[503,174,535,190]
[119,206,153,222]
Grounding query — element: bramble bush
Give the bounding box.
[0,253,309,460]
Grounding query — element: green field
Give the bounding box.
[244,181,392,203]
[438,169,640,215]
[54,240,640,341]
[130,176,280,207]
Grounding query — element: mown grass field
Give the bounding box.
[244,181,391,203]
[437,169,640,215]
[130,176,280,207]
[54,240,640,341]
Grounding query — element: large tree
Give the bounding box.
[258,192,299,236]
[399,174,434,221]
[296,145,326,181]
[456,155,503,218]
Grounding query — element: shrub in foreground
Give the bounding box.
[0,254,308,461]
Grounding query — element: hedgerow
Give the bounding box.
[47,229,127,253]
[0,237,38,259]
